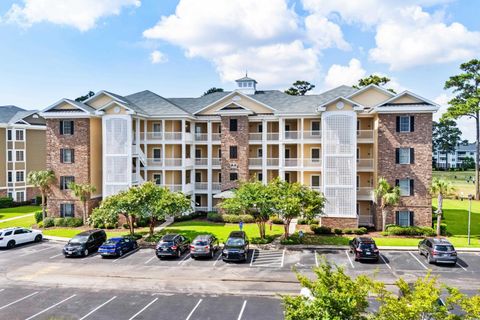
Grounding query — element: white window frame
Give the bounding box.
[399,179,410,196]
[15,129,25,141]
[398,211,411,227]
[7,150,12,162]
[62,149,73,164]
[15,150,24,162]
[257,148,263,158]
[399,116,411,132]
[7,171,13,183]
[152,123,162,137]
[61,121,73,135]
[7,129,12,141]
[195,171,202,183]
[152,148,162,162]
[311,148,320,162]
[399,148,411,164]
[60,203,75,218]
[311,121,321,135]
[16,170,25,182]
[15,191,25,202]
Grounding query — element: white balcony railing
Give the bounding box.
[147,158,163,167]
[267,133,279,141]
[195,182,208,190]
[309,185,322,192]
[194,133,208,141]
[284,158,299,167]
[267,158,279,166]
[249,158,262,166]
[357,130,374,141]
[212,133,221,141]
[304,131,322,140]
[249,133,262,141]
[212,182,221,190]
[357,187,374,199]
[303,158,322,167]
[195,158,208,166]
[166,184,183,192]
[164,158,182,167]
[357,158,374,170]
[195,206,209,212]
[212,158,221,166]
[284,131,299,140]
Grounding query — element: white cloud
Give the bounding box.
[150,50,167,64]
[324,58,366,88]
[304,14,350,51]
[433,93,476,141]
[3,0,141,31]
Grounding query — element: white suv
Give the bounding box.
[0,227,43,249]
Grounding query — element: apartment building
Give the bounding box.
[0,105,46,202]
[41,77,438,229]
[433,143,477,169]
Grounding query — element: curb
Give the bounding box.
[277,244,480,252]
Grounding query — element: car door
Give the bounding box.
[23,229,34,243]
[87,235,96,251]
[13,229,27,244]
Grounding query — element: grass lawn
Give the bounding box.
[0,205,40,220]
[434,198,480,236]
[151,220,284,244]
[42,228,149,239]
[433,170,476,196]
[0,215,36,229]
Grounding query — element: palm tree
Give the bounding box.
[27,170,56,220]
[430,178,455,237]
[374,177,401,231]
[68,182,97,225]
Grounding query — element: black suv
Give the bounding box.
[349,237,380,262]
[156,234,190,259]
[63,229,107,257]
[222,231,249,262]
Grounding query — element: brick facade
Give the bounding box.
[376,113,433,229]
[220,116,249,190]
[320,217,358,229]
[46,118,98,218]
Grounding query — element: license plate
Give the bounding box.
[366,252,371,255]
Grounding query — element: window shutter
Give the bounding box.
[395,148,400,164]
[409,211,414,226]
[395,211,400,225]
[410,179,414,196]
[410,148,415,164]
[60,177,64,190]
[59,121,64,135]
[60,149,64,163]
[395,179,399,187]
[410,116,414,132]
[396,116,400,132]
[71,149,75,163]
[70,121,74,135]
[60,204,64,217]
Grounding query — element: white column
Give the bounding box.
[181,119,186,190]
[190,120,196,208]
[262,119,267,184]
[161,119,166,169]
[279,118,285,180]
[143,119,147,180]
[135,118,140,181]
[300,118,304,184]
[207,121,213,211]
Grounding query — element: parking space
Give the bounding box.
[250,249,285,268]
[0,286,284,320]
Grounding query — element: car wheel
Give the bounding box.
[354,255,359,262]
[83,249,89,257]
[177,250,181,258]
[6,240,15,249]
[34,235,42,242]
[210,250,214,259]
[418,249,423,256]
[118,249,123,257]
[133,243,138,249]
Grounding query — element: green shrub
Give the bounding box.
[125,233,142,240]
[207,212,223,222]
[105,223,115,229]
[353,227,368,235]
[0,197,13,208]
[311,225,332,235]
[65,217,83,228]
[37,221,44,228]
[270,217,284,224]
[135,217,149,228]
[280,232,302,245]
[298,218,318,225]
[43,217,54,228]
[433,223,448,236]
[173,211,206,222]
[343,228,354,234]
[35,195,42,205]
[384,226,435,236]
[222,214,241,223]
[122,223,129,229]
[54,218,65,227]
[239,214,254,223]
[34,211,43,223]
[334,228,343,235]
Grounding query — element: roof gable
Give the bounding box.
[42,99,95,114]
[195,91,276,115]
[348,85,395,108]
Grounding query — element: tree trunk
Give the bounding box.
[149,217,156,237]
[256,220,264,239]
[382,208,387,231]
[41,192,46,220]
[83,201,87,226]
[127,215,134,236]
[476,112,480,200]
[284,218,291,239]
[436,194,443,237]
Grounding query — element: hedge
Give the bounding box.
[53,217,83,228]
[207,213,255,223]
[207,212,223,222]
[298,218,319,225]
[0,197,13,208]
[173,211,207,222]
[270,217,284,224]
[43,217,54,228]
[310,225,331,234]
[384,225,435,236]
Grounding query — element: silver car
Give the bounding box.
[418,238,457,264]
[190,234,219,259]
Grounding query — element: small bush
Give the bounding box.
[207,212,223,222]
[35,195,42,205]
[173,211,206,222]
[353,227,368,235]
[12,200,32,207]
[0,197,13,208]
[343,228,354,234]
[280,232,301,245]
[105,223,115,229]
[270,217,284,224]
[65,217,83,227]
[54,218,65,227]
[34,211,43,223]
[122,223,129,229]
[334,228,343,235]
[37,221,44,228]
[239,214,254,223]
[298,218,318,225]
[384,226,435,236]
[125,233,143,240]
[223,214,241,223]
[311,225,332,235]
[43,217,54,228]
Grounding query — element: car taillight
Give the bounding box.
[205,246,209,249]
[432,250,438,256]
[356,248,363,252]
[374,249,379,253]
[171,246,177,250]
[190,245,194,249]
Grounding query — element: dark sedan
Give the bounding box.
[98,237,138,258]
[349,237,380,262]
[156,234,190,259]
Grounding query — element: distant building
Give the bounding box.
[433,143,477,169]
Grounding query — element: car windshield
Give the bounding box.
[193,240,208,246]
[226,238,244,246]
[69,236,89,244]
[360,243,376,250]
[104,239,120,245]
[435,245,454,252]
[159,241,174,247]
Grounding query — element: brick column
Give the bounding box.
[221,116,249,190]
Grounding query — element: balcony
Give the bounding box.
[212,158,221,166]
[195,206,209,212]
[249,133,262,141]
[195,182,208,190]
[212,182,221,190]
[267,133,279,141]
[357,187,374,200]
[284,131,299,140]
[141,132,193,142]
[357,158,374,171]
[304,131,322,140]
[284,158,300,167]
[146,158,193,167]
[194,133,208,142]
[195,158,208,166]
[212,133,221,142]
[357,130,374,143]
[309,185,322,192]
[267,158,279,166]
[303,158,322,168]
[249,158,262,166]
[165,184,183,192]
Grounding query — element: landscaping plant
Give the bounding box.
[374,177,400,231]
[430,177,456,237]
[27,170,55,220]
[68,182,96,225]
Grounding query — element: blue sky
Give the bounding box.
[0,0,478,139]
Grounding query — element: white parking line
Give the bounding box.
[128,297,158,320]
[237,300,247,320]
[456,262,467,271]
[19,246,56,257]
[0,289,4,293]
[178,253,191,265]
[213,253,223,266]
[113,249,139,262]
[380,254,392,270]
[409,251,428,270]
[82,253,99,260]
[185,299,202,320]
[314,251,319,267]
[345,250,355,269]
[25,294,76,320]
[49,253,63,259]
[0,291,39,310]
[145,256,156,265]
[79,296,117,320]
[249,249,256,267]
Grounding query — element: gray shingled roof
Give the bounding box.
[65,99,97,113]
[457,143,476,152]
[125,90,189,116]
[236,76,257,83]
[0,105,26,123]
[8,110,36,124]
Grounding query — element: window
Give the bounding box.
[285,172,291,183]
[195,195,202,206]
[258,124,263,133]
[60,149,74,163]
[311,121,320,135]
[195,149,202,158]
[397,148,412,164]
[229,119,238,132]
[7,150,12,162]
[15,130,24,141]
[16,191,25,202]
[397,211,412,227]
[7,192,12,199]
[153,148,162,161]
[257,173,263,181]
[7,129,12,141]
[7,171,12,183]
[397,116,414,132]
[229,172,238,181]
[397,179,414,196]
[218,172,222,183]
[60,120,74,135]
[311,148,320,162]
[230,146,238,159]
[257,148,263,158]
[60,203,75,218]
[218,148,222,158]
[16,171,24,182]
[195,172,202,183]
[311,175,320,187]
[15,150,24,162]
[153,174,162,185]
[60,176,75,190]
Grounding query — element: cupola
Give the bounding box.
[235,74,257,95]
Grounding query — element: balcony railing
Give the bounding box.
[309,185,322,191]
[194,133,208,141]
[284,158,299,167]
[358,215,374,226]
[195,182,208,190]
[267,158,279,166]
[212,158,221,166]
[357,158,374,170]
[267,133,279,140]
[212,133,221,141]
[195,206,209,212]
[166,184,183,192]
[249,158,262,166]
[304,131,322,140]
[147,158,163,166]
[212,182,221,190]
[357,187,374,199]
[147,158,185,167]
[249,133,262,141]
[357,130,374,142]
[284,131,299,140]
[195,158,208,166]
[303,158,322,167]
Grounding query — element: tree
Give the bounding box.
[374,178,400,231]
[462,157,475,170]
[75,91,95,102]
[447,288,480,319]
[442,59,480,199]
[283,259,373,320]
[285,81,315,96]
[353,75,396,93]
[68,182,97,225]
[202,87,224,96]
[433,120,462,169]
[27,170,56,220]
[430,178,455,237]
